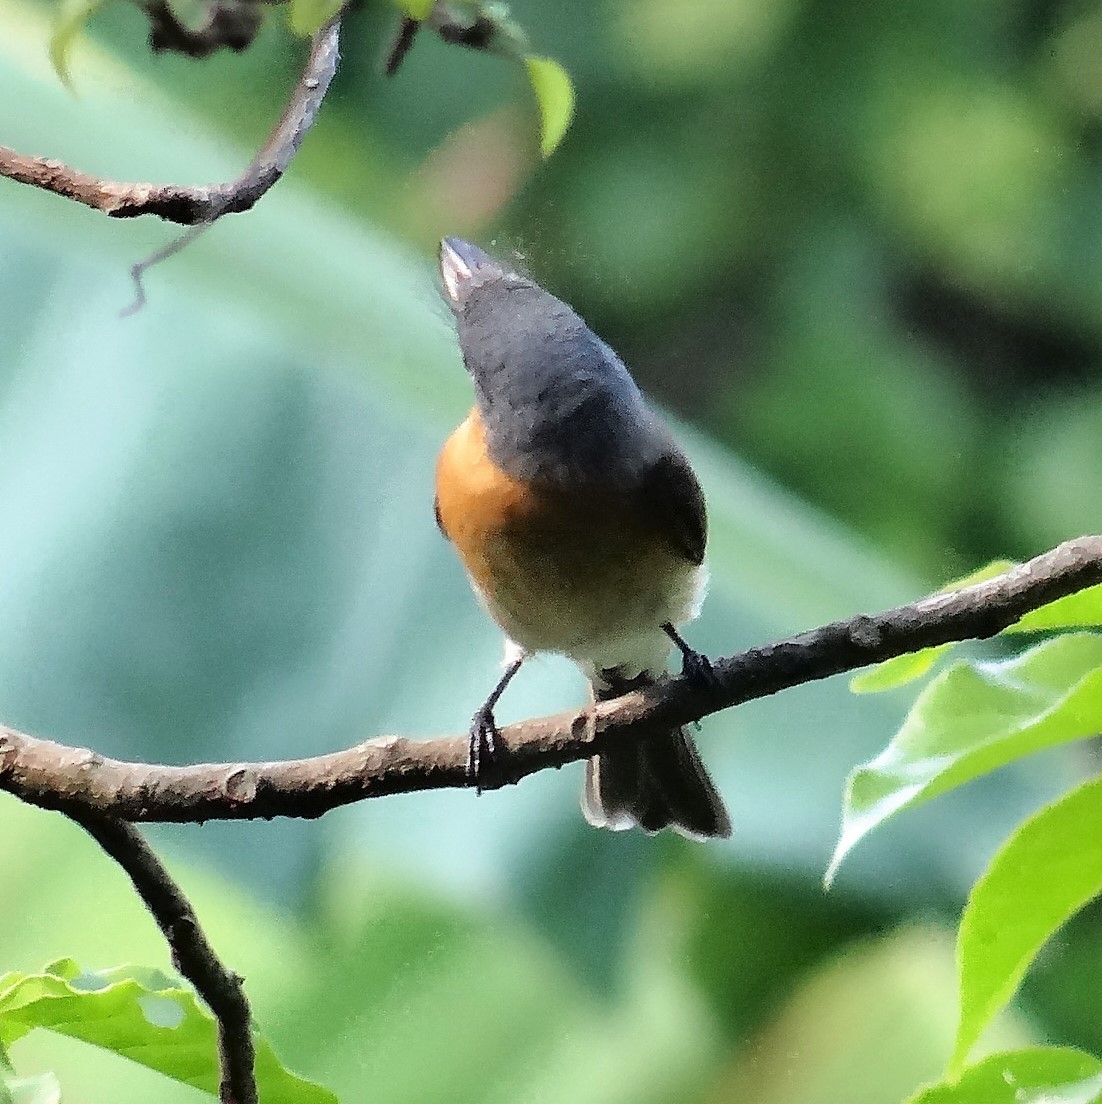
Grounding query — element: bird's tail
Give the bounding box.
[581,671,731,840]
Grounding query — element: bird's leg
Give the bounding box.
[662,623,718,688]
[468,651,526,792]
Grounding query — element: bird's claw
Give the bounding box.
[467,705,500,794]
[663,622,720,690]
[680,646,719,689]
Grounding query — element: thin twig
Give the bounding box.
[383,14,421,76]
[0,19,340,224]
[121,225,207,317]
[2,535,1099,823]
[384,2,516,78]
[120,17,340,311]
[68,812,256,1104]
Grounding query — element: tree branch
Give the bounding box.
[68,812,256,1104]
[0,19,340,224]
[1,535,1100,823]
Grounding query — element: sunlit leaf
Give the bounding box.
[850,646,950,693]
[525,55,575,156]
[946,559,1017,589]
[1008,584,1102,635]
[391,0,435,18]
[287,0,343,37]
[907,1047,1102,1104]
[951,776,1102,1074]
[827,633,1102,884]
[0,961,335,1103]
[48,0,112,86]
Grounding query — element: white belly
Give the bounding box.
[477,557,707,681]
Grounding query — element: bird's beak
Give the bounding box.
[439,237,497,306]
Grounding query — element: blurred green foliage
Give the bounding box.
[1,0,1101,1100]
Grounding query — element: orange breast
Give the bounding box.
[434,409,697,657]
[435,410,538,592]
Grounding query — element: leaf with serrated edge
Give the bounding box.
[906,1047,1102,1104]
[525,56,575,156]
[827,633,1102,884]
[0,963,335,1103]
[951,776,1102,1074]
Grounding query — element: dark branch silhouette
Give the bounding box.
[0,20,340,225]
[144,0,264,58]
[3,535,1099,824]
[69,812,256,1104]
[384,3,509,76]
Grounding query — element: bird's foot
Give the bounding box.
[681,647,718,688]
[467,704,501,794]
[663,623,720,689]
[465,651,526,794]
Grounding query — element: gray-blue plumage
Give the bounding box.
[443,240,661,487]
[436,236,730,840]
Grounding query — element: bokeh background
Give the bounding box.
[2,1,1101,1100]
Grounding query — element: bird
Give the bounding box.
[433,237,731,840]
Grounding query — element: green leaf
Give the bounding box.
[907,1047,1102,1104]
[951,776,1102,1074]
[946,559,1017,589]
[288,0,343,37]
[850,645,950,693]
[525,55,575,156]
[391,0,435,18]
[0,962,335,1103]
[1008,583,1102,634]
[48,0,112,86]
[850,559,1014,694]
[827,633,1102,884]
[1,1073,61,1104]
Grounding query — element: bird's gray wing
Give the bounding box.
[641,447,707,565]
